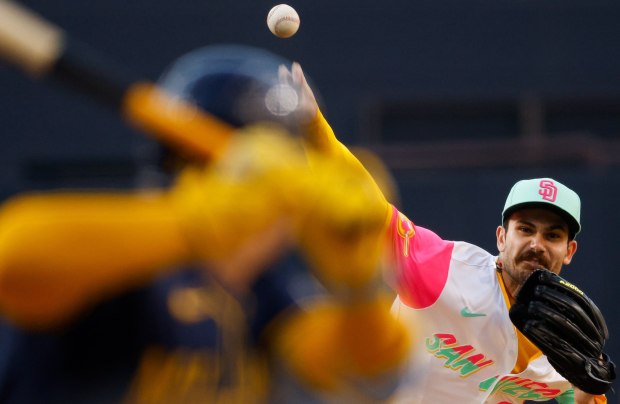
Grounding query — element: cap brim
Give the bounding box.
[502,202,580,239]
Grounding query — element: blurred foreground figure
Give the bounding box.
[0,45,410,403]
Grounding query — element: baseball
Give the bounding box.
[267,4,300,38]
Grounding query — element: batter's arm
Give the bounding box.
[0,129,313,330]
[0,191,191,328]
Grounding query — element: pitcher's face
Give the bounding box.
[496,207,577,297]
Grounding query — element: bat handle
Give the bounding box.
[123,83,233,161]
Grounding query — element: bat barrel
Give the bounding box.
[0,0,62,76]
[0,0,233,161]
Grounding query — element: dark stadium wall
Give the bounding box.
[0,0,618,400]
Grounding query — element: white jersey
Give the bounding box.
[385,206,575,403]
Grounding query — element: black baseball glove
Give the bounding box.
[509,269,616,395]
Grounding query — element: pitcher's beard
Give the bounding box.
[501,261,545,297]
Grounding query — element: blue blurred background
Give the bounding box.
[0,0,619,400]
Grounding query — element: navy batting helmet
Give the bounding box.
[157,44,304,132]
[135,44,311,186]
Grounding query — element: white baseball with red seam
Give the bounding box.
[267,4,300,38]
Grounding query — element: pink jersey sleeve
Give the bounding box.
[385,205,454,309]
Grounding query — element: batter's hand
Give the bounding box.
[169,126,310,267]
[272,294,410,396]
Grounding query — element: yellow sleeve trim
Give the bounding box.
[496,271,543,373]
[594,394,607,403]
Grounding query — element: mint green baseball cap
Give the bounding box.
[502,178,581,239]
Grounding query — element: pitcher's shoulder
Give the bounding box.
[451,241,495,269]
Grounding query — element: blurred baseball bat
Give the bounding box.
[0,0,233,160]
